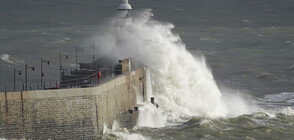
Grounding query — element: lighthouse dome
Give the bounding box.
[118,0,132,10]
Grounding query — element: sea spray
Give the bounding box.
[94,9,255,127]
[112,121,121,131]
[137,103,166,127]
[145,68,153,101]
[103,124,149,140]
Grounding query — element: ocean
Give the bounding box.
[1,0,294,139]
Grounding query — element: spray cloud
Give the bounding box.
[93,9,255,126]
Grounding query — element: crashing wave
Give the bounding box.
[0,54,24,65]
[94,9,256,128]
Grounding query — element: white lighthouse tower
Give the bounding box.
[115,0,133,49]
[117,0,132,26]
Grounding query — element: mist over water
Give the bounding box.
[95,9,256,128]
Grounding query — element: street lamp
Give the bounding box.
[25,64,34,91]
[59,53,68,86]
[40,58,50,89]
[13,68,21,91]
[75,46,84,70]
[92,42,95,65]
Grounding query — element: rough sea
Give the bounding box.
[1,0,294,139]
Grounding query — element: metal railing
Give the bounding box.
[0,69,115,92]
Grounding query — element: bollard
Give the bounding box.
[151,97,155,104]
[156,104,159,108]
[134,106,138,111]
[129,109,133,114]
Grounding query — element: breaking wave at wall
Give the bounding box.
[94,9,256,128]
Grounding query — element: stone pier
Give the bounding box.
[0,67,146,139]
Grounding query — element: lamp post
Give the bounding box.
[13,68,21,91]
[92,42,95,65]
[75,46,84,70]
[25,64,34,91]
[59,53,68,87]
[40,58,50,89]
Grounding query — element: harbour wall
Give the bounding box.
[0,67,146,139]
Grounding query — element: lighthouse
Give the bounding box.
[117,0,132,26]
[115,0,133,48]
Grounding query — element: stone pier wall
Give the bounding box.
[0,67,145,139]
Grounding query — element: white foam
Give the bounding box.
[137,103,166,127]
[0,54,14,64]
[281,107,294,116]
[257,92,294,116]
[0,54,24,64]
[263,92,294,102]
[110,131,149,140]
[103,125,149,140]
[112,121,121,131]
